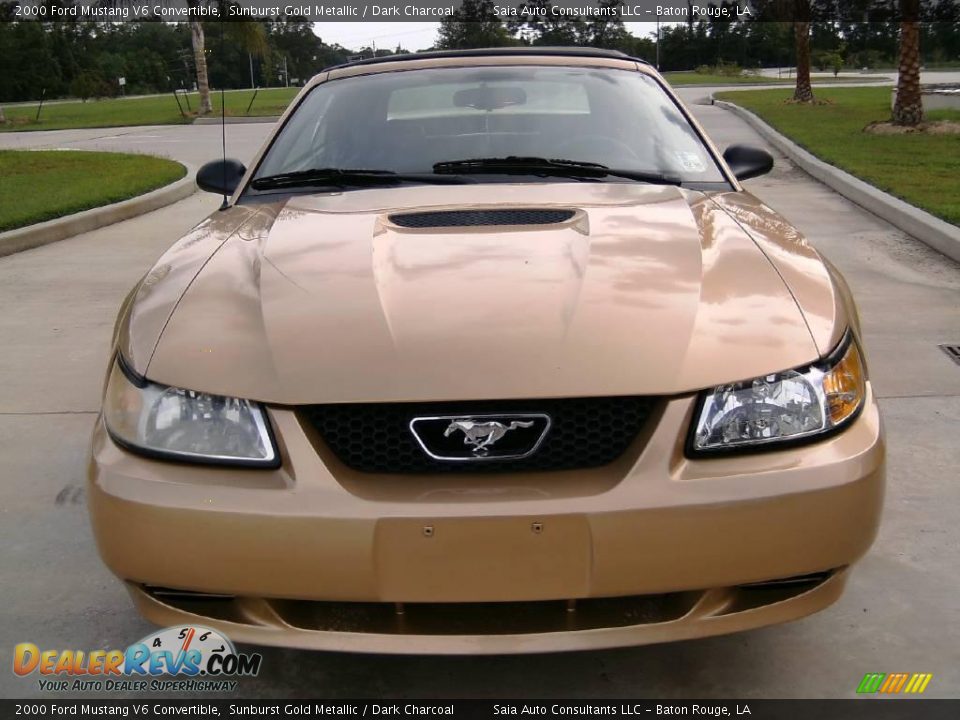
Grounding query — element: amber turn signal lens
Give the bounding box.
[822,341,866,425]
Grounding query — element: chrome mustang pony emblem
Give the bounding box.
[444,419,535,455]
[409,413,552,462]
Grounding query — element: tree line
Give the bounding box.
[0,13,361,104]
[437,0,959,72]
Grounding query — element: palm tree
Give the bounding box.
[893,0,923,126]
[792,0,814,103]
[189,14,213,115]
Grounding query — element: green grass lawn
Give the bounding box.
[0,150,186,232]
[715,86,960,227]
[663,72,784,85]
[0,87,299,132]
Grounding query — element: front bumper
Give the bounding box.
[88,389,884,653]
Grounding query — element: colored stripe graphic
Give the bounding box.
[858,672,932,694]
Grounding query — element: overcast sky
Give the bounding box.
[313,22,670,52]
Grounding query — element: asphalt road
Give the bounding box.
[1,93,958,699]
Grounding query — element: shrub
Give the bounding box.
[70,73,100,102]
[849,49,887,70]
[92,78,115,100]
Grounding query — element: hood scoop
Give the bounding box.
[388,208,576,229]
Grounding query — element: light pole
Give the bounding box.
[656,19,660,70]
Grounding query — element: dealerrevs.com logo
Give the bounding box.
[14,626,262,692]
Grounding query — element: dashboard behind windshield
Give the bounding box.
[253,65,728,185]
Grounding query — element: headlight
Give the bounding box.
[102,356,279,467]
[690,334,866,454]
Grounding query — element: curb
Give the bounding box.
[193,116,278,125]
[0,162,197,259]
[713,98,960,263]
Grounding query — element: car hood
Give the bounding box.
[131,182,826,405]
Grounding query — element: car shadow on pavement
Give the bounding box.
[239,627,801,699]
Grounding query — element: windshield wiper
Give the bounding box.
[250,168,472,191]
[432,157,682,185]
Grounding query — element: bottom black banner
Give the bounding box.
[4,700,959,720]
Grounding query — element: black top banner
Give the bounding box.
[4,1,951,24]
[4,699,960,719]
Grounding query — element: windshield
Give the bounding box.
[252,65,727,185]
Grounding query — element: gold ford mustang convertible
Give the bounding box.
[88,48,884,654]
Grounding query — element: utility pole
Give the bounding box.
[283,56,289,87]
[248,53,255,89]
[656,19,660,70]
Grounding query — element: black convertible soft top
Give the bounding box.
[324,46,649,73]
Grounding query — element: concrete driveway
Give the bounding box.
[1,97,958,699]
[0,122,273,168]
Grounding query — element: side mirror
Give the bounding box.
[722,144,774,182]
[196,158,247,196]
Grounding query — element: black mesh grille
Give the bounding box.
[299,397,657,474]
[389,209,575,229]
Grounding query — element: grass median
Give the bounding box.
[664,72,784,86]
[715,86,960,227]
[0,150,186,232]
[663,72,885,86]
[0,87,298,132]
